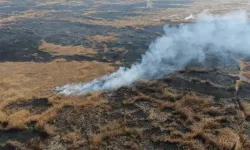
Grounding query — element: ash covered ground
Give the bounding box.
[0,0,250,150]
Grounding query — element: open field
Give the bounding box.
[1,0,250,149]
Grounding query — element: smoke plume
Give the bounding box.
[56,11,250,95]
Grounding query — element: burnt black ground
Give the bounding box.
[0,20,160,63]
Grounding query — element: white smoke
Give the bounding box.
[147,0,153,9]
[56,11,250,95]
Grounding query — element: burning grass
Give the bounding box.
[0,61,115,130]
[2,73,249,149]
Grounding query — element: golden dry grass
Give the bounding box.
[0,61,115,129]
[216,128,241,149]
[235,60,250,119]
[238,59,250,85]
[243,71,250,79]
[239,100,250,119]
[0,9,61,26]
[61,131,86,147]
[88,35,118,43]
[39,40,97,56]
[148,91,246,149]
[91,120,142,149]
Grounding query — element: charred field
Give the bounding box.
[1,0,250,150]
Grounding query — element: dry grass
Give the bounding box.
[39,40,97,56]
[64,16,165,29]
[54,91,108,110]
[238,59,250,83]
[173,93,213,121]
[7,110,31,129]
[235,59,250,90]
[216,128,241,149]
[91,120,142,149]
[0,61,115,129]
[239,100,250,119]
[88,35,118,43]
[125,93,171,111]
[0,9,61,26]
[236,60,250,119]
[148,91,245,149]
[61,132,83,144]
[91,120,125,147]
[243,71,250,79]
[42,124,56,136]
